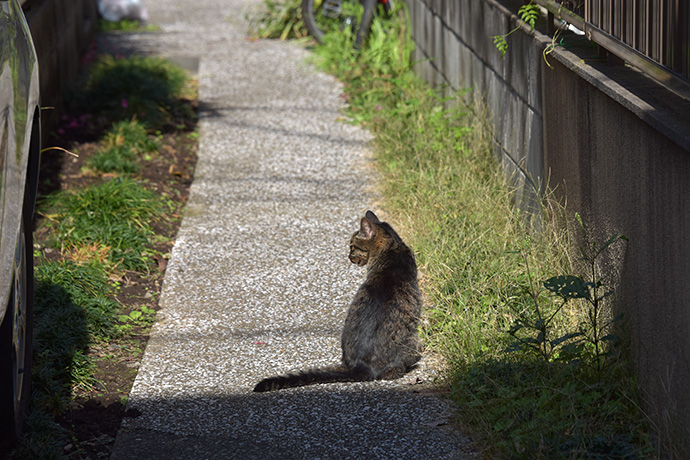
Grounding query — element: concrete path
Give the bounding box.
[109,1,475,458]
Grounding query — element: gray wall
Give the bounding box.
[406,0,690,452]
[407,0,551,212]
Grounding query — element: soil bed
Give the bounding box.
[33,72,198,459]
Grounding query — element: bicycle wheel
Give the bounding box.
[302,0,358,44]
[0,191,34,453]
[354,0,377,48]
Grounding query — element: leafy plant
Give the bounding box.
[493,1,541,58]
[507,216,627,372]
[117,305,157,334]
[519,1,541,29]
[506,250,580,362]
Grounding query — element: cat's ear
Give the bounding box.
[360,216,376,240]
[365,210,380,224]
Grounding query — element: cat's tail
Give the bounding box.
[253,364,372,392]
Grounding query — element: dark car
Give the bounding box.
[0,0,41,451]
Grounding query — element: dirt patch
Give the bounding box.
[33,80,198,458]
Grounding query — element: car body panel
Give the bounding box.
[0,0,40,323]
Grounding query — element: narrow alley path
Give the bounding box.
[109,1,474,458]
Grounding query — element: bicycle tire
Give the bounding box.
[302,0,360,44]
[302,0,325,44]
[354,0,377,49]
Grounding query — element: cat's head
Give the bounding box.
[349,211,401,266]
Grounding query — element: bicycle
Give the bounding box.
[301,0,395,48]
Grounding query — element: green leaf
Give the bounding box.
[593,232,629,259]
[544,275,590,300]
[600,334,619,343]
[517,2,540,31]
[493,35,508,58]
[551,332,582,347]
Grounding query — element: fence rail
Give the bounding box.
[534,0,690,98]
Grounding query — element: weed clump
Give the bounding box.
[31,261,119,414]
[88,119,160,173]
[40,177,165,271]
[247,0,308,40]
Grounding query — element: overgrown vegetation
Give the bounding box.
[12,54,197,458]
[246,0,309,40]
[250,2,654,457]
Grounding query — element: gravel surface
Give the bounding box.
[109,1,476,458]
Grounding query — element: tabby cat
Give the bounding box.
[253,211,422,392]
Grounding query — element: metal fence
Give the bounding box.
[535,0,690,97]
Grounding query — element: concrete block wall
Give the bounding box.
[23,0,99,133]
[406,0,690,452]
[541,52,690,454]
[406,0,550,213]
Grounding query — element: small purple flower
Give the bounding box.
[121,98,129,108]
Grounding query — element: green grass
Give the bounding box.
[73,54,193,130]
[40,176,166,271]
[88,119,160,173]
[12,261,120,458]
[313,7,568,360]
[98,18,159,32]
[246,0,309,40]
[304,6,655,458]
[452,359,650,458]
[32,260,120,399]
